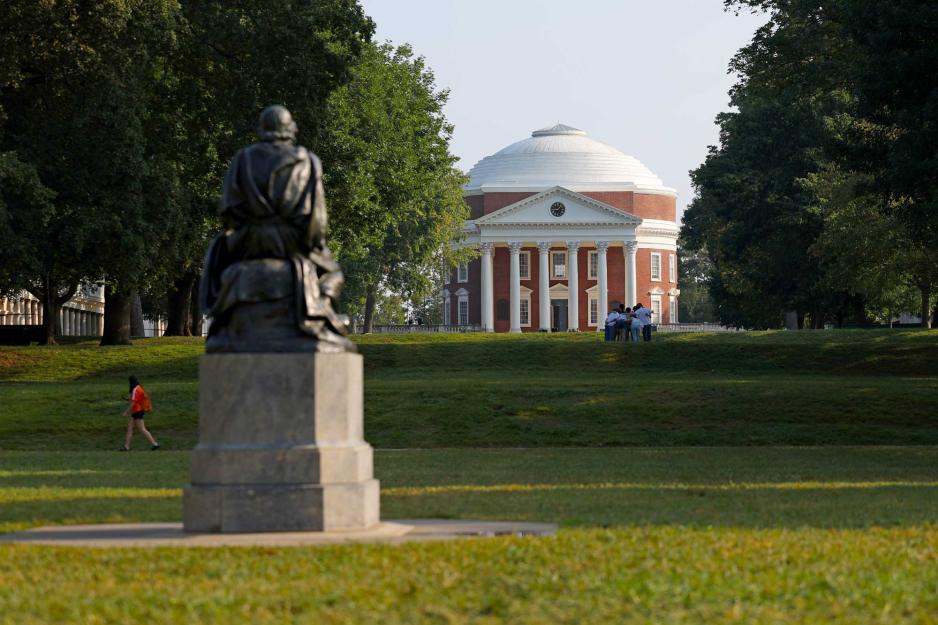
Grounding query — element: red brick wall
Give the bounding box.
[633,248,678,323]
[493,247,511,332]
[632,193,676,221]
[466,195,485,219]
[482,192,537,215]
[467,190,675,222]
[581,191,633,212]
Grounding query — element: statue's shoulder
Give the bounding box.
[299,148,322,178]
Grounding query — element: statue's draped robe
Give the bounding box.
[200,140,350,351]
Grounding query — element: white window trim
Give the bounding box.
[457,261,469,283]
[442,289,451,326]
[669,296,678,323]
[650,295,662,324]
[585,285,600,328]
[519,286,533,327]
[457,295,469,325]
[519,251,531,280]
[588,250,599,280]
[650,252,662,282]
[551,251,567,279]
[669,254,676,283]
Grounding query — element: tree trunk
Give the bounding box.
[37,276,76,346]
[190,276,203,337]
[852,294,870,326]
[101,286,133,345]
[363,286,376,334]
[920,286,933,329]
[165,272,196,336]
[130,292,145,337]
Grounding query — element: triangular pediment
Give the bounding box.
[474,187,641,227]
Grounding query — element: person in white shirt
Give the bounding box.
[604,309,620,342]
[633,303,654,342]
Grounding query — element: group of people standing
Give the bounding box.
[604,303,654,342]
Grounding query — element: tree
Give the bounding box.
[0,0,183,345]
[676,244,714,323]
[0,152,82,343]
[317,43,469,332]
[155,0,375,335]
[708,0,938,328]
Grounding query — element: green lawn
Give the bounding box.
[2,447,938,624]
[2,332,938,623]
[2,330,937,449]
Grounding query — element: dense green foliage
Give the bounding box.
[0,2,465,339]
[684,1,938,329]
[1,332,936,449]
[318,43,469,328]
[2,447,937,623]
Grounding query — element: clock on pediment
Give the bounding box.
[550,201,566,217]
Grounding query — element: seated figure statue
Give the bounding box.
[200,105,354,353]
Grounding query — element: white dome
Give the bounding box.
[465,124,674,195]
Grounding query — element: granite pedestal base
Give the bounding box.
[183,352,379,533]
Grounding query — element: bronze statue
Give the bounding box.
[200,106,354,353]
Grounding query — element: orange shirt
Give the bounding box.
[131,385,146,413]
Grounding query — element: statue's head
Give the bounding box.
[257,105,298,142]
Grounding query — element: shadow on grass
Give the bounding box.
[3,448,938,532]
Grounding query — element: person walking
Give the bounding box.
[120,375,160,451]
[630,304,644,342]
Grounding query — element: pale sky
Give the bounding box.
[359,0,767,220]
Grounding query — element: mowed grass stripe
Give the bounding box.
[2,331,938,449]
[2,526,937,624]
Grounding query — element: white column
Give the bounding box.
[36,300,43,325]
[1,298,7,325]
[82,312,90,336]
[626,241,638,307]
[567,241,580,331]
[480,242,495,332]
[537,242,551,331]
[508,241,522,333]
[596,241,609,326]
[97,313,104,336]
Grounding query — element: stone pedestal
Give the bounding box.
[183,352,379,533]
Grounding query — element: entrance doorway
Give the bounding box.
[551,299,568,332]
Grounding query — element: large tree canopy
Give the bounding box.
[683,0,938,328]
[317,42,469,331]
[0,0,181,343]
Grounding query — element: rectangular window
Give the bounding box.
[588,251,598,279]
[651,295,662,324]
[519,251,531,280]
[669,296,678,323]
[457,262,469,283]
[458,297,469,325]
[650,253,662,281]
[443,299,451,325]
[520,297,530,327]
[589,298,599,326]
[551,251,566,278]
[669,254,676,283]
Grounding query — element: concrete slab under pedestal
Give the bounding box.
[0,520,559,548]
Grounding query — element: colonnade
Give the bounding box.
[0,296,103,335]
[478,240,639,333]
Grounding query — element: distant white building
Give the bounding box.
[0,284,105,336]
[444,123,681,332]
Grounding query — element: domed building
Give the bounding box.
[444,124,680,332]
